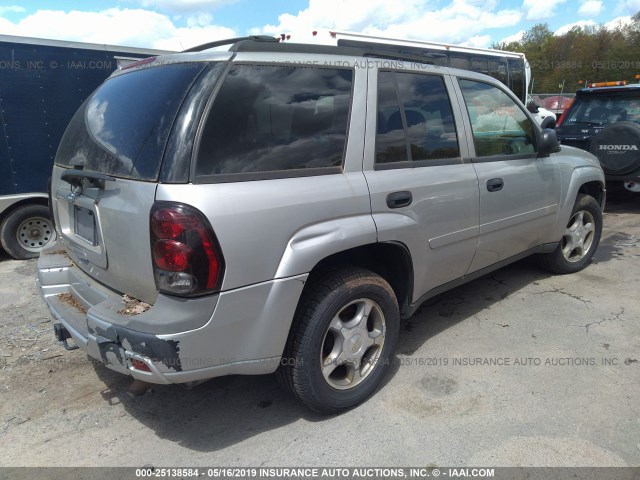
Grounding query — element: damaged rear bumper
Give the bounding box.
[36,243,307,384]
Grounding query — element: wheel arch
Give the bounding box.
[304,242,414,318]
[0,197,53,259]
[549,165,605,243]
[0,195,49,224]
[578,180,606,207]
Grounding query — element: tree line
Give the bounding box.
[493,12,640,94]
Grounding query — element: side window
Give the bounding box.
[375,71,408,163]
[471,58,489,75]
[375,71,460,165]
[450,56,470,70]
[508,59,525,103]
[459,79,537,158]
[196,65,353,178]
[489,60,507,85]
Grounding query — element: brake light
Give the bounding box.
[555,97,575,127]
[150,203,224,296]
[153,240,191,271]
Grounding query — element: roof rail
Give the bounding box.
[182,35,277,53]
[337,39,445,61]
[330,30,524,59]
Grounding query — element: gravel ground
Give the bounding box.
[0,190,638,468]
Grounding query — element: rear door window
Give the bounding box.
[195,64,353,181]
[375,71,460,167]
[56,63,207,180]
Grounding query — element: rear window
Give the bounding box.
[195,64,353,181]
[56,63,206,181]
[565,92,640,127]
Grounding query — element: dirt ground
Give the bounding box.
[0,190,638,468]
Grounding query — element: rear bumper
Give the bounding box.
[36,243,307,384]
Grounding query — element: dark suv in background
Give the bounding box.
[556,83,640,193]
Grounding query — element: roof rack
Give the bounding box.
[329,30,524,59]
[182,35,277,53]
[337,39,445,61]
[183,30,522,70]
[229,38,443,66]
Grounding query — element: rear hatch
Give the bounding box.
[52,61,207,305]
[556,88,640,175]
[557,89,640,150]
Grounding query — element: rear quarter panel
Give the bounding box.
[155,173,376,291]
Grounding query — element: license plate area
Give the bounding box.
[74,205,97,246]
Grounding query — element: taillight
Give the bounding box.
[153,240,192,271]
[555,97,575,128]
[150,203,224,296]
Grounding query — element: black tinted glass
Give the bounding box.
[508,59,525,103]
[375,71,408,163]
[565,94,640,126]
[196,65,353,177]
[56,64,205,180]
[376,71,459,164]
[395,72,459,161]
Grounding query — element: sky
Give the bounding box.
[0,0,638,51]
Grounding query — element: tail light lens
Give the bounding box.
[555,98,575,128]
[150,203,224,296]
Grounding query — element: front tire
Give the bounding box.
[277,267,399,414]
[540,194,602,274]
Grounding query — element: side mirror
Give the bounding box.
[527,101,540,113]
[540,116,556,130]
[538,128,560,157]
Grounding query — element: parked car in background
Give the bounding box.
[541,95,574,114]
[0,34,167,259]
[556,82,640,193]
[38,36,605,413]
[526,95,557,127]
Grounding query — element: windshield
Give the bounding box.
[56,62,207,181]
[564,93,640,127]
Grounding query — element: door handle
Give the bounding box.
[386,191,413,209]
[486,178,504,192]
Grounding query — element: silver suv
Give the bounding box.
[37,36,605,413]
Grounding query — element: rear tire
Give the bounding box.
[539,194,602,274]
[277,267,399,414]
[0,205,55,260]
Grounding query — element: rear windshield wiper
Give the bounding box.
[61,169,116,189]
